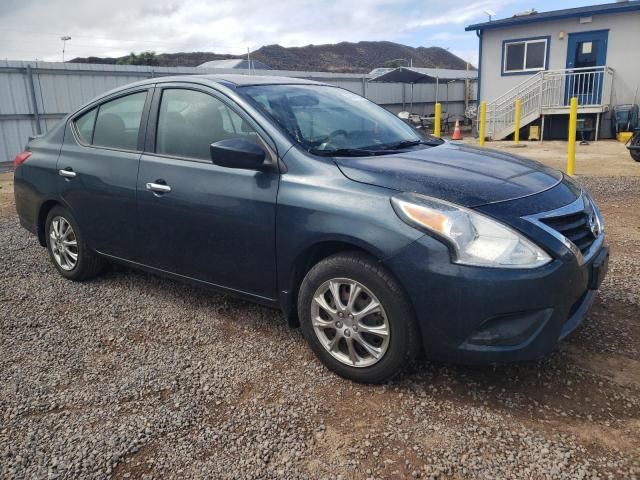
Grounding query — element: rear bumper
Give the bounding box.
[14,169,38,237]
[385,235,608,365]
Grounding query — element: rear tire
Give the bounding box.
[297,252,419,384]
[45,206,104,281]
[631,150,640,162]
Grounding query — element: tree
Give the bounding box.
[383,59,409,69]
[116,51,159,66]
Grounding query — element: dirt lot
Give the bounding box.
[461,139,640,177]
[1,143,639,479]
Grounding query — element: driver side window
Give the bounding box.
[156,89,259,160]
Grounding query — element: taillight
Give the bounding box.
[13,151,32,168]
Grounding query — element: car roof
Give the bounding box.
[118,74,328,91]
[82,74,332,112]
[196,74,327,87]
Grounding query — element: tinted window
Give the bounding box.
[504,39,547,73]
[74,108,97,143]
[92,91,147,150]
[525,41,546,69]
[505,43,525,71]
[156,89,259,160]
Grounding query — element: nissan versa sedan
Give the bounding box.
[14,74,608,383]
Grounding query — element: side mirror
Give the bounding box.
[210,138,267,170]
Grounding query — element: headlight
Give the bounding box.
[391,193,552,269]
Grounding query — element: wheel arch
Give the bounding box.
[281,239,385,328]
[37,200,62,246]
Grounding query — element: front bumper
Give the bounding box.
[384,234,608,365]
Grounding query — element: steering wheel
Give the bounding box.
[317,129,351,151]
[327,129,350,143]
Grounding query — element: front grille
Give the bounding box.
[540,211,596,255]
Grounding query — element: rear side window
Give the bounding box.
[74,108,97,143]
[156,89,259,160]
[91,91,147,151]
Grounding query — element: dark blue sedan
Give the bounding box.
[13,74,608,383]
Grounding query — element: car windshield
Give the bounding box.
[240,84,441,156]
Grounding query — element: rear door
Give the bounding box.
[57,88,152,259]
[136,84,280,299]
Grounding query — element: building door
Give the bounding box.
[565,30,608,105]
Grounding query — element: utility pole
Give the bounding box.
[60,36,71,62]
[465,62,470,111]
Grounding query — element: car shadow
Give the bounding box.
[98,263,638,426]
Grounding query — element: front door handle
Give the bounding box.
[58,168,76,178]
[146,182,171,194]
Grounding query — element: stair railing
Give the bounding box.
[485,66,614,139]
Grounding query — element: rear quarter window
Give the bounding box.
[74,108,97,144]
[92,91,147,151]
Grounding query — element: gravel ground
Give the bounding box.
[1,173,639,479]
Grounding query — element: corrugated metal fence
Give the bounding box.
[0,60,476,161]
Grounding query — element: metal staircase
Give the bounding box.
[486,66,614,140]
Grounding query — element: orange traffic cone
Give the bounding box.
[451,119,463,140]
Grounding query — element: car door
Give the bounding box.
[136,84,280,300]
[57,88,152,259]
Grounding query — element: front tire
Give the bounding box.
[45,206,104,281]
[297,252,419,384]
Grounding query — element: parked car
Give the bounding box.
[14,75,609,383]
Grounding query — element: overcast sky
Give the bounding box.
[0,0,599,66]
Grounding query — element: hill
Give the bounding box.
[69,41,473,73]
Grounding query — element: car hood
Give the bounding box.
[334,142,562,207]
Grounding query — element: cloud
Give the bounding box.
[427,32,473,41]
[0,0,508,61]
[451,48,480,66]
[407,0,513,28]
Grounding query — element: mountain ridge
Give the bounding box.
[69,41,474,73]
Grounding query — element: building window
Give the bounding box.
[503,37,548,74]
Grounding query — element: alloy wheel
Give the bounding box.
[311,278,390,368]
[49,216,78,271]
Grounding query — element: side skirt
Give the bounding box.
[95,251,282,310]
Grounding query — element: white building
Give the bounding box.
[466,1,640,140]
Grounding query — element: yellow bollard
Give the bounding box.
[479,101,486,147]
[567,97,578,175]
[514,99,521,145]
[434,102,442,138]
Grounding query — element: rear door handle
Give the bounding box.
[58,168,76,178]
[146,182,171,194]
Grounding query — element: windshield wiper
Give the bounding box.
[308,147,391,157]
[379,139,442,150]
